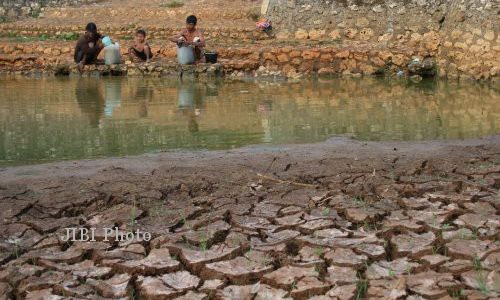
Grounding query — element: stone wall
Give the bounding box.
[263,0,499,80]
[0,0,98,21]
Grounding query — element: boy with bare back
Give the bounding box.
[129,29,153,62]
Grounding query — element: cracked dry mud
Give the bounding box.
[0,136,499,299]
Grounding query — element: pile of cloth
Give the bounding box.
[256,18,272,32]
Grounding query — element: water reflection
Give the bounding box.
[258,101,273,143]
[177,83,205,133]
[135,85,153,118]
[104,80,122,118]
[75,79,105,127]
[0,77,498,165]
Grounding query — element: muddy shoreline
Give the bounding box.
[2,135,500,182]
[1,136,499,299]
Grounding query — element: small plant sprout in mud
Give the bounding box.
[472,256,482,271]
[314,246,324,257]
[199,237,208,251]
[388,268,396,277]
[321,208,330,216]
[405,265,412,276]
[314,264,321,275]
[457,228,472,240]
[130,288,137,300]
[432,245,442,255]
[356,278,368,300]
[129,205,138,228]
[430,213,439,228]
[476,273,490,296]
[353,195,366,206]
[449,289,463,298]
[363,221,377,232]
[291,280,297,290]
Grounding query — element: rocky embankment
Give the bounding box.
[264,0,499,81]
[0,0,498,80]
[0,136,499,299]
[0,41,441,79]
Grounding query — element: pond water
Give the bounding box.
[0,77,499,166]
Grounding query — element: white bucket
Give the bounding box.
[104,43,121,65]
[177,46,195,65]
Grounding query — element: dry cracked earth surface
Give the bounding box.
[0,136,499,299]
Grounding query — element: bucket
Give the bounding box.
[204,52,218,64]
[177,46,195,65]
[104,42,121,65]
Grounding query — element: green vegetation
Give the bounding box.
[449,289,463,298]
[30,8,42,18]
[314,246,324,257]
[476,273,490,295]
[60,32,80,41]
[472,256,482,271]
[199,239,208,251]
[6,32,80,43]
[388,268,396,277]
[356,279,368,300]
[160,0,184,8]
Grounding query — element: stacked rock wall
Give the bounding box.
[0,0,97,21]
[264,0,499,80]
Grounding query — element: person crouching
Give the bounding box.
[169,15,205,62]
[74,22,103,72]
[129,29,152,62]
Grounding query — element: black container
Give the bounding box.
[205,52,218,64]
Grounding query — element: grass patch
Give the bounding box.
[449,288,462,298]
[199,239,208,251]
[314,247,324,257]
[472,256,482,271]
[30,8,42,18]
[60,32,80,41]
[6,32,80,43]
[356,279,368,300]
[160,0,184,8]
[476,273,490,296]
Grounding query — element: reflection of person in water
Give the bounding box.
[135,85,154,118]
[177,84,204,133]
[75,79,105,128]
[258,100,273,143]
[103,80,122,117]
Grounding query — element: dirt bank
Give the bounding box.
[1,136,499,299]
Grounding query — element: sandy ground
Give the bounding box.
[0,135,499,299]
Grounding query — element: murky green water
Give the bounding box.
[0,77,499,166]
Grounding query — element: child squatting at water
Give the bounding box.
[74,22,104,72]
[169,15,206,62]
[129,29,153,62]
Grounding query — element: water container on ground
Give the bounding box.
[177,46,195,65]
[104,43,121,65]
